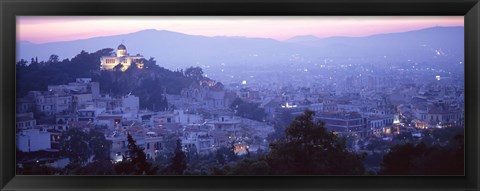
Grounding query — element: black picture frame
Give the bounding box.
[1,0,479,190]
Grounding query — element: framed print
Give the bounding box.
[1,0,479,190]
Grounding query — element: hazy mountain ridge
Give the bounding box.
[286,26,463,59]
[18,26,464,70]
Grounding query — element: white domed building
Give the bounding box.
[100,44,144,71]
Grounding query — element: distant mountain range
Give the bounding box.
[17,26,464,70]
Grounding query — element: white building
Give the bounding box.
[16,113,36,130]
[100,44,144,72]
[30,91,56,116]
[182,129,215,155]
[369,116,394,136]
[315,112,368,137]
[412,101,463,129]
[121,95,140,119]
[77,106,104,122]
[107,133,164,162]
[17,129,51,152]
[174,110,203,125]
[96,115,123,129]
[207,116,241,137]
[54,113,77,131]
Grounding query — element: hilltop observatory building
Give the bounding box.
[100,44,144,72]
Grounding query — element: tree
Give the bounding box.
[88,130,112,161]
[226,157,271,175]
[215,147,227,165]
[114,134,157,175]
[184,66,204,81]
[60,128,92,166]
[77,160,115,175]
[17,49,111,97]
[230,98,243,110]
[363,152,383,172]
[17,163,61,175]
[17,48,196,110]
[267,110,293,142]
[183,152,217,175]
[17,59,28,67]
[228,141,240,162]
[113,63,124,72]
[394,132,414,144]
[230,98,266,121]
[143,57,158,69]
[380,132,464,175]
[186,145,198,162]
[267,110,365,175]
[168,139,187,175]
[380,143,426,174]
[366,138,390,153]
[59,128,114,174]
[48,54,59,63]
[155,134,178,164]
[125,61,141,74]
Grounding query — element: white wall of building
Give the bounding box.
[122,95,139,113]
[174,110,203,125]
[17,129,51,152]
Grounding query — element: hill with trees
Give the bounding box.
[16,48,207,111]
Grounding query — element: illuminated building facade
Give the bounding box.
[100,44,144,71]
[316,112,369,137]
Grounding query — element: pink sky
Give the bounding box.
[17,16,463,44]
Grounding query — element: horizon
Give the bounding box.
[17,26,464,45]
[17,16,463,44]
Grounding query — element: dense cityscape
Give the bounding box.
[15,21,464,175]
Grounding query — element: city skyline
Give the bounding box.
[17,16,463,44]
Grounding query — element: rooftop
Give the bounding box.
[16,113,35,122]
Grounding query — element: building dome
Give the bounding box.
[116,44,127,57]
[117,44,127,50]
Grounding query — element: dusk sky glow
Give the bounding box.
[17,16,463,44]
